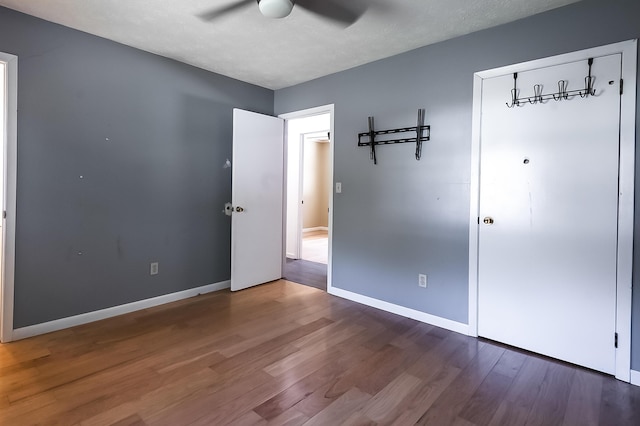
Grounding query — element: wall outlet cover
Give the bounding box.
[418,274,427,288]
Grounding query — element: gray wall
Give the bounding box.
[275,0,640,368]
[0,7,273,327]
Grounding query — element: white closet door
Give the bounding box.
[478,54,622,374]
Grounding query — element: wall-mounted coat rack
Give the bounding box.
[358,109,430,165]
[506,58,596,108]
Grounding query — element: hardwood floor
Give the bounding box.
[301,230,328,264]
[285,229,328,291]
[1,280,639,425]
[283,259,327,291]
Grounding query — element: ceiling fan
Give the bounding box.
[199,0,367,26]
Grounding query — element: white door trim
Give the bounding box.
[468,39,637,382]
[295,132,304,259]
[279,104,335,290]
[0,52,17,343]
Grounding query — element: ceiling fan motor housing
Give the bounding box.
[258,0,294,18]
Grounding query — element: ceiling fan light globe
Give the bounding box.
[258,0,294,19]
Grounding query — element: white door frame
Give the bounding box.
[279,104,335,290]
[0,52,18,343]
[294,131,304,259]
[468,39,637,382]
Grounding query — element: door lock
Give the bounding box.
[235,206,245,213]
[483,217,494,225]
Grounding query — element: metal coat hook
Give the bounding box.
[508,73,520,108]
[532,84,544,104]
[358,109,430,165]
[553,80,569,101]
[580,58,596,98]
[506,57,596,108]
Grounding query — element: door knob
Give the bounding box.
[483,217,494,225]
[235,206,245,213]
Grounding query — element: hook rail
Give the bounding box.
[507,58,596,108]
[358,109,430,165]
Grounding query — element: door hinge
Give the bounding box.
[615,332,618,348]
[620,79,624,95]
[477,217,480,224]
[2,211,5,219]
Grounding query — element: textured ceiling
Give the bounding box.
[0,0,581,89]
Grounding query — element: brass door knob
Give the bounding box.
[483,217,494,225]
[235,206,245,213]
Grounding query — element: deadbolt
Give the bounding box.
[235,206,245,213]
[483,217,494,225]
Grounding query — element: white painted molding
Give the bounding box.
[467,72,482,338]
[303,226,328,233]
[614,38,636,384]
[328,286,469,336]
[12,281,230,341]
[630,370,640,387]
[0,52,17,344]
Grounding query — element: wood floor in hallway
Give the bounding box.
[1,280,639,425]
[301,230,328,265]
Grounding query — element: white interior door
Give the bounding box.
[478,54,622,374]
[231,109,284,291]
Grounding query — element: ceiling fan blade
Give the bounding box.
[296,0,366,25]
[198,0,256,21]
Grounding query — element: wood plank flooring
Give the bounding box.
[1,280,639,425]
[283,259,327,291]
[301,230,328,265]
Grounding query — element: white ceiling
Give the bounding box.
[0,0,581,90]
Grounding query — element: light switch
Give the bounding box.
[336,182,342,193]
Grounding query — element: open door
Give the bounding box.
[231,109,285,291]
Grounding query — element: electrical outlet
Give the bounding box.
[418,274,427,288]
[336,182,342,193]
[150,262,159,275]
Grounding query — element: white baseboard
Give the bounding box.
[631,370,640,386]
[328,286,469,336]
[303,227,328,233]
[11,280,230,341]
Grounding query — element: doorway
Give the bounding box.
[280,106,334,291]
[468,40,636,381]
